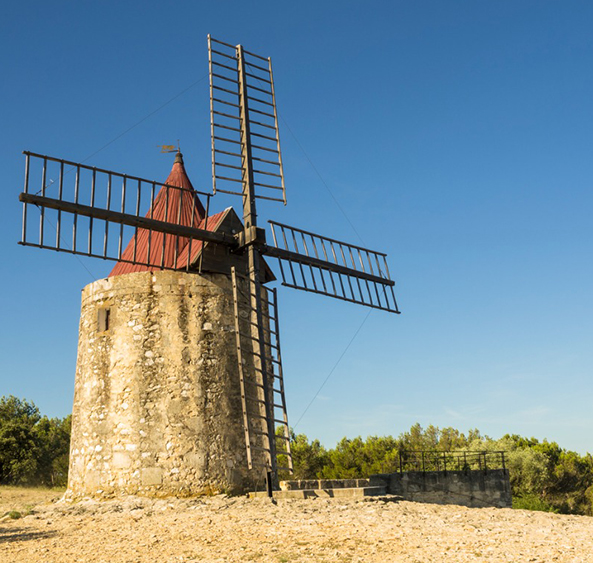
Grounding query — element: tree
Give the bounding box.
[35,415,72,486]
[319,435,400,479]
[276,428,329,481]
[0,396,41,484]
[0,396,71,486]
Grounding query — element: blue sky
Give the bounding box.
[1,1,592,453]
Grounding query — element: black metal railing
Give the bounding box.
[397,450,506,473]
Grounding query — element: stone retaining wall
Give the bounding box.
[372,469,512,508]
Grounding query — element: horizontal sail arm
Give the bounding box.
[18,151,235,272]
[266,220,400,314]
[19,193,237,248]
[263,245,393,287]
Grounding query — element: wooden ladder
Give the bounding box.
[231,267,293,477]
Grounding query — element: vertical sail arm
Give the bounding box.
[208,35,218,196]
[267,56,286,205]
[208,36,286,205]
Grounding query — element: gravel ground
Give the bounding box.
[1,492,593,562]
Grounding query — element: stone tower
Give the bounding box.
[66,154,271,498]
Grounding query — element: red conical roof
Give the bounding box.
[109,153,210,277]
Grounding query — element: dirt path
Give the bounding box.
[1,491,592,562]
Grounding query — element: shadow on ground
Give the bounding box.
[0,525,56,543]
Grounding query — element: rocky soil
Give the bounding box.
[1,490,593,562]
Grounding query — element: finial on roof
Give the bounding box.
[175,151,184,164]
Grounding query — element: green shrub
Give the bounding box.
[513,494,558,513]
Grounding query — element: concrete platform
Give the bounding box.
[279,478,377,491]
[248,486,387,499]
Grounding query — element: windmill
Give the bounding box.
[18,36,400,497]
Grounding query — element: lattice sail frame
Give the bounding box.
[208,35,286,204]
[18,152,222,271]
[268,221,399,313]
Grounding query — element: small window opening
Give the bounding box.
[98,308,110,332]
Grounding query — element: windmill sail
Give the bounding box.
[18,151,235,271]
[208,36,286,204]
[266,221,400,313]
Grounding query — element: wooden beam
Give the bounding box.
[263,245,395,287]
[19,193,238,248]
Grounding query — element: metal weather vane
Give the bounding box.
[158,142,179,154]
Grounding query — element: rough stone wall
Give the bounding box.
[372,469,512,508]
[67,270,267,499]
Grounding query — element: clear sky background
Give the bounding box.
[1,1,592,454]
